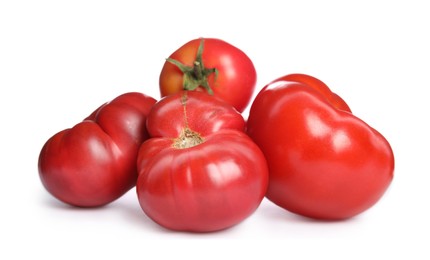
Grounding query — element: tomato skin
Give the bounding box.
[136,91,268,232]
[247,78,394,220]
[137,130,267,232]
[38,92,156,207]
[159,38,257,112]
[147,90,246,138]
[273,73,351,112]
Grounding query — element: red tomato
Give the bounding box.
[38,92,156,207]
[159,38,257,112]
[247,75,394,220]
[136,91,268,232]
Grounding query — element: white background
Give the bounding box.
[1,0,429,259]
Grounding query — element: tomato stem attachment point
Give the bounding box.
[173,128,204,149]
[166,38,218,95]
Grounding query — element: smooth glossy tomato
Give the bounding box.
[247,75,394,220]
[38,92,156,207]
[136,91,268,232]
[159,38,257,112]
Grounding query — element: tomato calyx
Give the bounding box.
[166,38,218,95]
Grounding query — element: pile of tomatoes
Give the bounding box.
[38,38,395,232]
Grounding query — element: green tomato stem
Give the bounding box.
[166,38,218,95]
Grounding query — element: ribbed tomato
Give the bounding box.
[136,91,268,232]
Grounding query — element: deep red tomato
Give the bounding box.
[136,91,268,232]
[159,38,257,112]
[247,74,394,220]
[38,92,156,207]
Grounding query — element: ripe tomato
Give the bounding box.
[159,38,257,112]
[136,91,268,232]
[38,92,156,207]
[247,74,394,220]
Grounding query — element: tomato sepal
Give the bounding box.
[166,38,218,95]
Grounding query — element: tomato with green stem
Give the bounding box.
[159,38,257,112]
